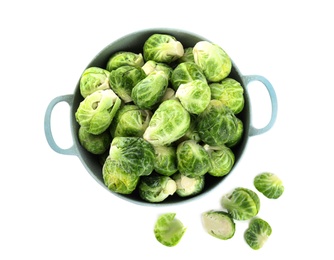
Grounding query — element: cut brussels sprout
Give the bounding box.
[210,78,244,114]
[79,67,110,98]
[244,218,272,250]
[202,210,235,240]
[254,172,284,199]
[173,172,205,197]
[138,175,177,203]
[143,33,184,63]
[153,145,178,176]
[75,89,121,135]
[78,126,111,155]
[106,51,144,71]
[154,213,186,247]
[143,99,190,146]
[171,62,207,90]
[204,144,235,177]
[221,187,260,220]
[193,41,232,82]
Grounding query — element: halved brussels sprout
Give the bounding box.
[153,145,178,176]
[172,172,205,197]
[193,41,232,82]
[143,34,184,63]
[244,218,272,250]
[79,67,110,98]
[204,144,235,177]
[171,62,207,90]
[202,210,235,240]
[75,89,121,135]
[78,126,111,155]
[106,51,144,71]
[254,172,284,199]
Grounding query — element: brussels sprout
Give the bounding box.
[254,172,284,199]
[177,115,201,143]
[196,100,239,146]
[131,71,168,109]
[175,80,211,114]
[102,156,140,194]
[202,210,235,240]
[138,175,177,203]
[171,62,207,90]
[204,144,235,177]
[172,172,205,197]
[78,126,111,155]
[177,47,195,63]
[143,34,184,64]
[109,65,146,103]
[221,187,260,220]
[193,41,232,82]
[143,99,191,146]
[75,89,121,135]
[154,213,186,247]
[244,218,272,250]
[142,60,173,80]
[106,51,144,71]
[210,78,244,114]
[225,117,243,148]
[160,88,176,102]
[153,145,178,176]
[176,140,211,177]
[110,104,151,138]
[108,137,155,177]
[79,67,111,98]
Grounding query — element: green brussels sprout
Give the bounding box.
[175,80,211,114]
[78,126,111,155]
[244,218,272,250]
[171,62,207,90]
[131,71,168,109]
[160,88,176,102]
[143,99,191,146]
[176,140,211,177]
[143,34,184,64]
[193,41,232,82]
[172,172,205,197]
[106,51,144,71]
[177,47,195,63]
[79,67,111,98]
[153,145,178,176]
[254,172,284,199]
[204,144,235,177]
[102,156,140,194]
[154,213,186,247]
[202,210,235,240]
[196,100,239,146]
[142,60,173,80]
[225,117,243,148]
[108,137,155,177]
[110,104,151,138]
[221,187,260,220]
[138,175,177,203]
[210,78,244,114]
[177,115,201,143]
[109,65,146,103]
[75,89,121,135]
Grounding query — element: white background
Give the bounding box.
[1,0,333,259]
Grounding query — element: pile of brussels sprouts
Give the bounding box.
[75,33,245,203]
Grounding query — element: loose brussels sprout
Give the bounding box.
[193,41,232,82]
[78,126,111,155]
[142,60,173,80]
[153,145,178,176]
[221,187,260,220]
[131,71,168,109]
[102,156,140,194]
[254,172,284,199]
[176,140,211,178]
[177,115,201,143]
[244,218,272,250]
[225,117,243,148]
[154,213,186,247]
[210,78,244,114]
[175,80,211,114]
[75,89,121,135]
[143,34,184,64]
[79,67,111,98]
[138,175,177,203]
[106,51,144,71]
[172,172,205,197]
[108,137,155,177]
[109,65,146,103]
[204,144,235,177]
[110,104,151,138]
[171,62,207,90]
[143,99,190,146]
[196,100,239,146]
[202,210,235,240]
[177,47,195,63]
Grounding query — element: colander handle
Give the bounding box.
[242,75,278,136]
[44,94,78,155]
